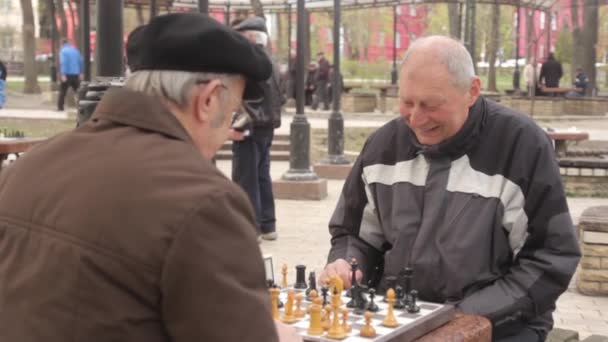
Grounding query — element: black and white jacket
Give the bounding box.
[327,97,580,338]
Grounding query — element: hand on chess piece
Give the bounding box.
[319,258,362,289]
[274,321,303,342]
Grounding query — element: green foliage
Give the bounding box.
[341,59,392,80]
[555,27,573,65]
[425,4,450,35]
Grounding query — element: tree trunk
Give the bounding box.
[448,3,461,39]
[487,2,500,92]
[571,0,583,78]
[525,9,533,61]
[68,0,79,50]
[56,0,68,40]
[250,0,264,19]
[582,0,599,95]
[20,0,41,93]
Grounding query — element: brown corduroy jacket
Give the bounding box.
[0,88,278,342]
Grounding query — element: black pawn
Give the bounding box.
[407,290,420,313]
[321,286,329,306]
[403,267,413,300]
[305,271,317,300]
[346,258,359,297]
[394,286,406,309]
[383,276,397,303]
[294,265,307,289]
[366,288,379,312]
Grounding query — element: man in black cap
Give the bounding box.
[0,13,300,342]
[231,16,285,242]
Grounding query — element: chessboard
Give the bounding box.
[278,288,455,342]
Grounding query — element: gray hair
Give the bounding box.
[401,35,475,91]
[125,70,241,109]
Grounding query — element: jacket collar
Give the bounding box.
[409,96,487,160]
[91,87,193,144]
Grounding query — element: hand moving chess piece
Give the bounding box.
[294,294,306,318]
[270,287,280,319]
[341,308,352,333]
[360,311,377,338]
[366,288,379,312]
[382,288,399,327]
[307,298,324,335]
[281,264,288,288]
[280,289,297,324]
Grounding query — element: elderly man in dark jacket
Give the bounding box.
[539,53,563,91]
[230,17,285,241]
[0,13,301,342]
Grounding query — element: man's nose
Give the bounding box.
[404,106,427,128]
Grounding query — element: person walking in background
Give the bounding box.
[539,52,563,96]
[231,17,285,242]
[0,59,7,109]
[311,51,330,110]
[57,39,83,111]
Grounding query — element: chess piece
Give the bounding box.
[305,271,317,300]
[407,290,420,314]
[294,265,307,289]
[281,264,288,288]
[327,296,346,339]
[308,289,319,306]
[295,294,306,318]
[382,288,399,328]
[280,289,297,324]
[394,286,406,309]
[403,267,413,304]
[270,287,280,319]
[346,258,359,298]
[341,308,352,333]
[383,275,397,303]
[321,286,329,307]
[360,311,377,338]
[307,298,324,335]
[273,284,284,308]
[322,304,332,331]
[366,288,379,312]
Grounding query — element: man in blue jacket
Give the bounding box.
[320,36,580,342]
[57,39,83,111]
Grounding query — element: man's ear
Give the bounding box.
[194,79,223,123]
[468,76,481,107]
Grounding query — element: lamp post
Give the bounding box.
[282,0,318,181]
[81,0,90,81]
[325,0,349,165]
[96,0,123,77]
[513,0,522,91]
[391,5,398,85]
[198,0,209,14]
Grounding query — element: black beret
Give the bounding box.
[233,16,268,34]
[131,13,272,82]
[126,25,146,70]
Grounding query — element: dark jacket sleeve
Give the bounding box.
[327,139,384,281]
[161,189,278,342]
[458,131,580,336]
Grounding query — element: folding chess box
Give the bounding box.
[277,288,454,341]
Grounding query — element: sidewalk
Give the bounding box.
[216,159,608,339]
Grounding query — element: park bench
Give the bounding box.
[546,131,589,157]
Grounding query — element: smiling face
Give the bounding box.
[398,45,481,146]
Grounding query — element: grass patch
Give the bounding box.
[6,80,52,93]
[0,118,75,138]
[311,127,378,162]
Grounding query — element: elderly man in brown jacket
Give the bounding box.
[0,13,300,342]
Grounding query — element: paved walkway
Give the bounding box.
[216,160,608,339]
